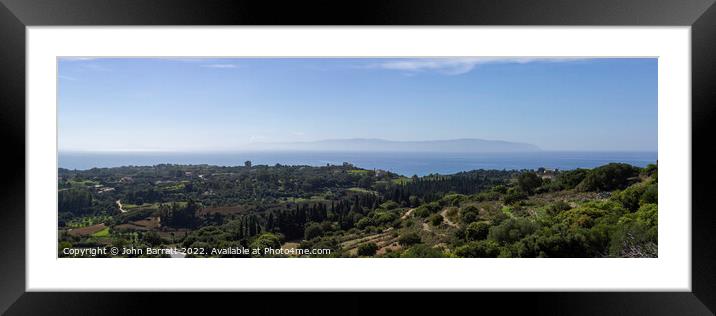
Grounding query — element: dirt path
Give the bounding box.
[169,248,187,258]
[116,200,127,213]
[401,208,415,220]
[440,208,458,227]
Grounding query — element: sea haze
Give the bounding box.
[245,138,541,153]
[59,151,658,177]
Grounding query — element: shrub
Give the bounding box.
[408,195,420,207]
[454,240,501,258]
[413,202,440,218]
[429,214,444,226]
[557,200,626,233]
[58,241,72,252]
[465,221,491,241]
[546,200,572,216]
[554,169,589,190]
[616,204,657,237]
[517,172,542,195]
[609,204,658,257]
[613,181,658,211]
[640,183,657,205]
[577,163,638,192]
[373,212,397,225]
[309,238,340,256]
[142,231,162,246]
[516,224,592,258]
[304,222,323,240]
[488,217,537,245]
[398,232,421,246]
[357,242,378,256]
[412,205,433,218]
[634,203,658,229]
[503,187,528,205]
[355,217,375,229]
[380,201,400,210]
[401,244,445,258]
[613,185,646,211]
[441,194,466,207]
[250,232,282,253]
[491,185,508,194]
[460,205,480,224]
[320,221,335,232]
[403,219,416,228]
[425,202,442,213]
[473,190,501,202]
[640,163,658,178]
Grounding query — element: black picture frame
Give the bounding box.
[1,0,714,314]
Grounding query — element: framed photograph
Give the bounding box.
[1,0,714,314]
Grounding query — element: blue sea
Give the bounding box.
[58,151,658,177]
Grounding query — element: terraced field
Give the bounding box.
[340,229,400,256]
[67,223,107,237]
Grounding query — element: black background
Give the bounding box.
[1,0,714,314]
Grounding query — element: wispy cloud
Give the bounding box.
[58,75,77,81]
[158,58,242,69]
[248,135,267,143]
[202,64,240,69]
[372,57,590,75]
[83,63,112,71]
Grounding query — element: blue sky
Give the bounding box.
[58,57,657,152]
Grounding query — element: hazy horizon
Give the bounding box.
[58,137,657,154]
[59,57,657,152]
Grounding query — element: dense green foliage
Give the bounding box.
[58,161,658,258]
[576,163,639,192]
[357,242,378,256]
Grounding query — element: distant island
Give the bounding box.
[245,138,541,153]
